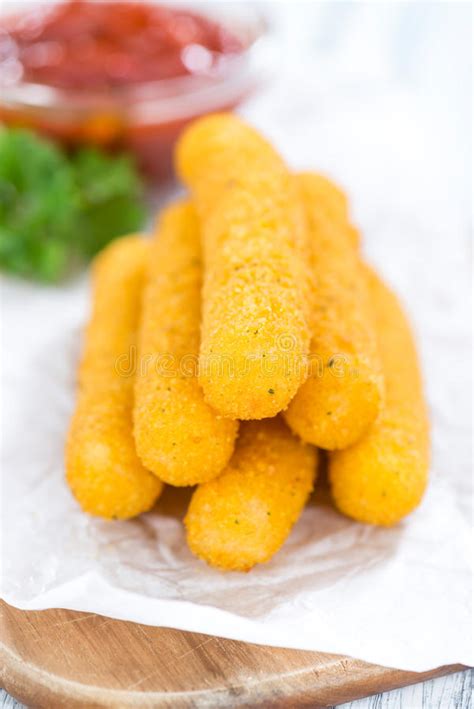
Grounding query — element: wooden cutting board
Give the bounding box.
[0,601,463,708]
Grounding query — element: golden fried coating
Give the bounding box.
[133,202,238,486]
[175,113,311,420]
[66,236,163,520]
[284,172,383,450]
[329,268,430,525]
[296,172,359,248]
[185,418,318,571]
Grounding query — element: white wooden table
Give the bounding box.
[2,669,472,708]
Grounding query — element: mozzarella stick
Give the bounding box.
[66,236,163,520]
[175,114,311,420]
[329,268,430,525]
[134,202,238,486]
[284,172,383,450]
[185,418,318,571]
[297,172,359,248]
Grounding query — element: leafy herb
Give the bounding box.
[0,128,146,282]
[72,148,145,258]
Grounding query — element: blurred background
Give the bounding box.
[2,0,471,493]
[0,0,471,283]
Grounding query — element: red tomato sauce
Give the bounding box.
[0,2,249,179]
[1,1,242,90]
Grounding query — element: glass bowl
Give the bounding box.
[0,1,273,180]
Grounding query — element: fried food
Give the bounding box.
[175,113,311,420]
[66,236,163,519]
[185,418,318,571]
[329,267,430,525]
[133,202,238,486]
[296,172,359,247]
[284,172,383,449]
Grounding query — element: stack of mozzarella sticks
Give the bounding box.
[66,114,430,572]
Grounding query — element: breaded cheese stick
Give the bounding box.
[185,418,318,571]
[134,202,238,486]
[329,268,430,525]
[175,114,311,420]
[66,236,163,519]
[298,172,359,248]
[284,172,383,450]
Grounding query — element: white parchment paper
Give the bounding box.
[1,5,472,672]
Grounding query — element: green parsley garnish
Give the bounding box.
[0,128,146,282]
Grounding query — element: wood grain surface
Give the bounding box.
[0,601,465,709]
[3,672,473,709]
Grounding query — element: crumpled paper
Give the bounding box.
[1,9,472,672]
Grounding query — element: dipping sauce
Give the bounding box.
[0,1,258,179]
[1,1,242,90]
